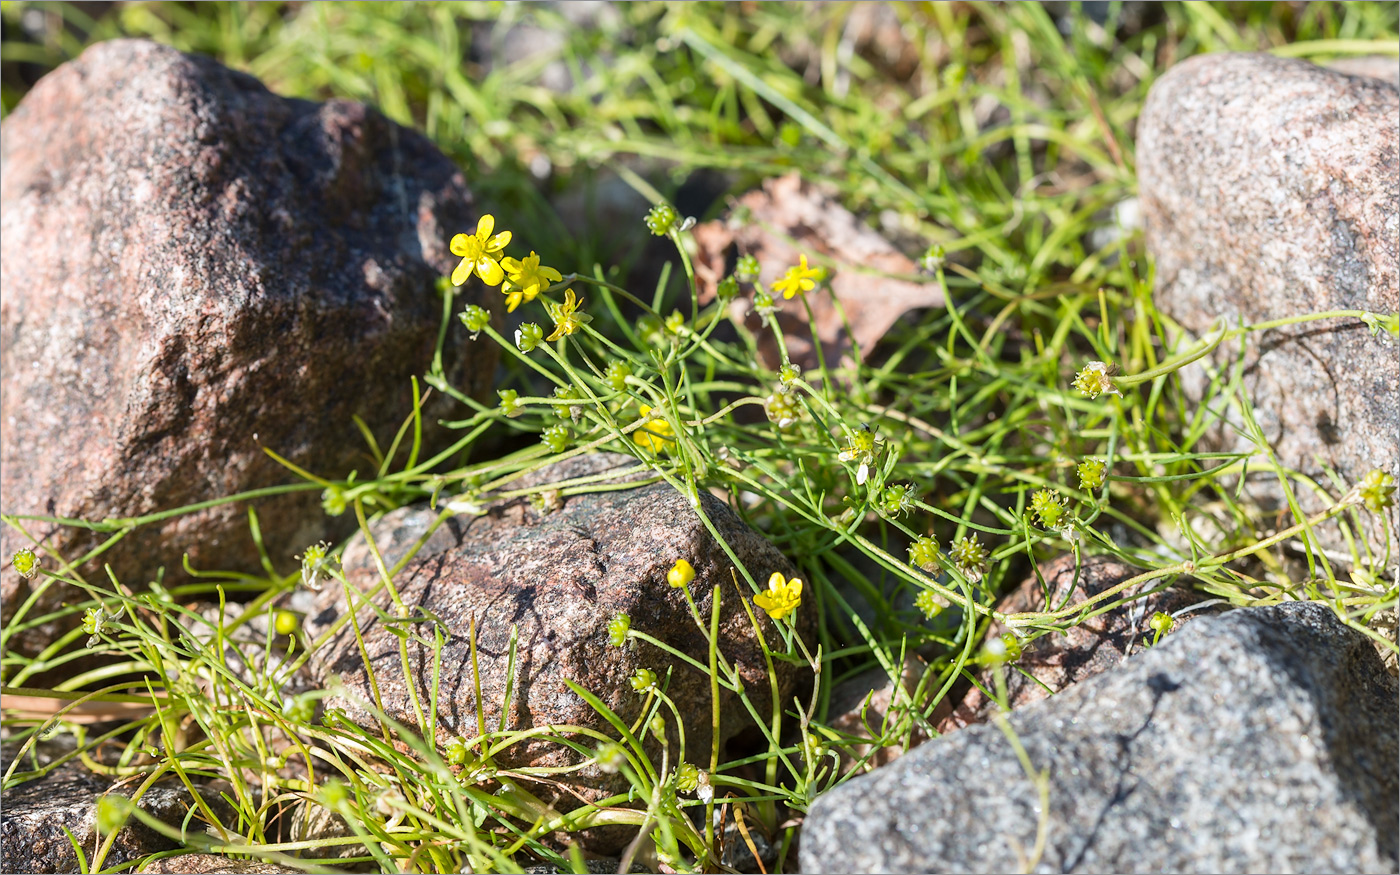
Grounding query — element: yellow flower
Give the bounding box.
[634,404,676,453]
[667,558,696,588]
[500,251,563,312]
[753,571,803,620]
[544,288,591,341]
[771,254,821,300]
[450,214,512,286]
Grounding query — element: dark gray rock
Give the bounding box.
[1138,52,1399,555]
[0,38,494,647]
[1,741,234,874]
[938,554,1223,732]
[304,453,815,851]
[801,602,1399,874]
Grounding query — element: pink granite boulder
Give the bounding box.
[1137,53,1398,554]
[1,39,495,640]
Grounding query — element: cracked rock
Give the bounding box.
[1137,52,1399,555]
[800,602,1398,873]
[303,453,815,851]
[938,554,1224,733]
[1,741,235,874]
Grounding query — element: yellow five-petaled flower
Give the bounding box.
[771,254,821,300]
[634,404,676,453]
[545,288,591,341]
[754,572,803,620]
[451,214,513,287]
[500,251,563,313]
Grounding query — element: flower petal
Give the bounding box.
[451,258,473,286]
[540,265,563,282]
[487,230,512,251]
[476,214,495,238]
[450,234,471,257]
[500,256,523,273]
[477,257,505,286]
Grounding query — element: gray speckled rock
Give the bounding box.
[938,555,1223,733]
[800,602,1399,874]
[1,742,234,874]
[304,453,814,851]
[1138,52,1399,555]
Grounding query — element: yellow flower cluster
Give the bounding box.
[450,214,579,327]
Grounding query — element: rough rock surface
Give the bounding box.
[1328,55,1400,88]
[1,743,234,874]
[304,454,814,844]
[938,554,1222,732]
[0,39,493,639]
[138,855,299,874]
[1137,52,1399,554]
[801,602,1399,874]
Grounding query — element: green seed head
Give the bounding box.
[11,547,37,579]
[1358,469,1397,513]
[552,385,580,420]
[880,484,916,518]
[458,304,490,336]
[605,360,633,392]
[716,275,740,302]
[914,588,947,621]
[645,203,680,236]
[321,485,348,517]
[1077,458,1107,492]
[950,534,988,581]
[630,668,658,693]
[675,762,700,792]
[497,388,522,417]
[608,613,631,647]
[445,736,470,765]
[764,392,801,429]
[541,424,571,454]
[735,254,760,283]
[908,535,941,571]
[516,322,544,352]
[1030,489,1067,529]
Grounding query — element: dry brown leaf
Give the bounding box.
[693,173,943,372]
